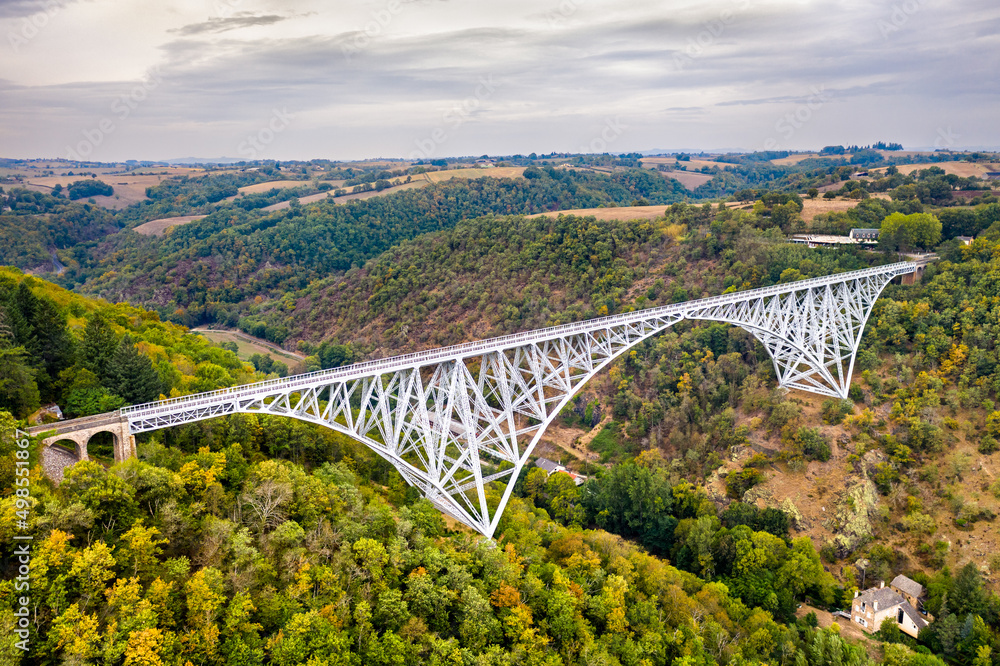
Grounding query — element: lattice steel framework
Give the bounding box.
[120,262,915,536]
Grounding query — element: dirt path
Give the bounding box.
[536,417,613,464]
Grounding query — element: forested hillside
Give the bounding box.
[48,168,686,333]
[226,196,1000,666]
[3,155,1000,666]
[0,190,123,271]
[0,268,259,422]
[1,408,954,666]
[251,200,900,358]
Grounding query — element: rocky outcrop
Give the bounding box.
[826,477,879,557]
[781,498,808,530]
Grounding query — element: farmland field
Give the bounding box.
[192,328,305,367]
[133,215,208,236]
[529,205,671,221]
[873,160,1000,178]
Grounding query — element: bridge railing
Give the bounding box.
[120,261,916,420]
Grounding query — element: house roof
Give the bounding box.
[899,601,929,631]
[535,458,561,474]
[891,575,924,599]
[857,586,904,609]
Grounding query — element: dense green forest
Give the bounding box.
[0,190,123,270]
[252,199,909,360]
[2,406,977,666]
[60,168,689,334]
[0,267,261,422]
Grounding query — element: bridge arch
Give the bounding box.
[100,262,915,537]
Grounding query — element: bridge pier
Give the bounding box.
[900,253,938,285]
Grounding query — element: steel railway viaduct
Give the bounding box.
[29,261,918,537]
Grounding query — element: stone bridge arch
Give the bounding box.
[27,414,137,480]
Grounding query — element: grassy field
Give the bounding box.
[262,168,527,211]
[640,156,721,171]
[133,215,208,236]
[529,205,672,221]
[421,166,524,182]
[17,166,206,210]
[260,192,336,211]
[771,153,822,165]
[667,171,714,189]
[192,328,305,368]
[724,196,873,222]
[872,160,1000,178]
[238,179,309,194]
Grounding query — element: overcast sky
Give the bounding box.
[1,0,998,161]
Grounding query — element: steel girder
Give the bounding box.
[120,261,915,537]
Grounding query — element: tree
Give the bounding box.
[106,335,162,405]
[119,522,167,579]
[878,212,942,252]
[0,345,40,416]
[951,563,987,618]
[67,179,113,200]
[28,293,75,400]
[81,312,119,382]
[878,616,904,643]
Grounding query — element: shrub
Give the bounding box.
[986,411,1000,438]
[796,427,832,462]
[979,436,999,455]
[857,348,879,371]
[873,462,898,494]
[725,468,765,499]
[821,399,854,425]
[902,512,936,535]
[878,617,904,643]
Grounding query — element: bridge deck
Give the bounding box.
[26,413,125,437]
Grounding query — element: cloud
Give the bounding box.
[170,12,290,36]
[1,0,999,159]
[0,0,77,19]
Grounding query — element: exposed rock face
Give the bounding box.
[743,484,773,504]
[781,498,808,530]
[827,477,879,557]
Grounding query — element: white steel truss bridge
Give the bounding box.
[118,261,916,537]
